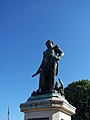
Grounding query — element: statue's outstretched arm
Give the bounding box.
[32,59,44,77]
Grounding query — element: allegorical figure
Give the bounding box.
[32,40,64,93]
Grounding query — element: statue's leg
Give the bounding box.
[39,72,45,92]
[50,62,57,90]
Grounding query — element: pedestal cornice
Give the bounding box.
[20,92,76,116]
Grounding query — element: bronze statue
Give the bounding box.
[32,40,64,94]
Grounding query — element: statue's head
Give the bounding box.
[45,40,54,48]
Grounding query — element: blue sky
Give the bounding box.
[0,0,90,119]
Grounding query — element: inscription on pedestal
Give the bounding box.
[28,117,49,120]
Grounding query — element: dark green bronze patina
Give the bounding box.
[32,40,64,96]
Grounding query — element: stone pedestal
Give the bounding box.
[20,92,76,120]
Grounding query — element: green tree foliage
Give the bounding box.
[65,80,90,120]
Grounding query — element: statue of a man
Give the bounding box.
[32,40,64,93]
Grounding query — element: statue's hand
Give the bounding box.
[32,69,41,77]
[32,74,36,77]
[57,56,61,60]
[54,56,61,61]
